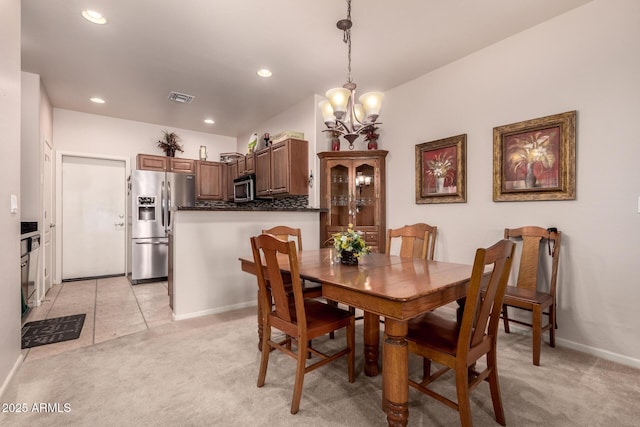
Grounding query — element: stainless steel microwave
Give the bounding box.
[233,174,255,202]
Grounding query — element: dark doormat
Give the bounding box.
[21,314,86,349]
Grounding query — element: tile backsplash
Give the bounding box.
[196,195,309,210]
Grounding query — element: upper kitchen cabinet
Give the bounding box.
[168,158,195,174]
[318,150,388,253]
[137,154,167,171]
[225,162,237,201]
[255,139,308,197]
[136,154,195,174]
[195,160,224,200]
[237,153,255,176]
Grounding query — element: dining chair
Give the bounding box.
[386,223,438,260]
[502,226,561,366]
[261,225,322,296]
[250,234,355,414]
[259,226,325,349]
[406,239,515,427]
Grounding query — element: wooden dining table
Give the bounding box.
[239,248,476,427]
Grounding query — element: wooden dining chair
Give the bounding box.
[502,226,561,366]
[406,239,515,427]
[261,225,322,296]
[386,223,438,260]
[250,234,355,414]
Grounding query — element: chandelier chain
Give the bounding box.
[344,0,352,83]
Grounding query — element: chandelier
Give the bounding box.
[318,0,383,150]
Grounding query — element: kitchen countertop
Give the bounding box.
[175,206,326,212]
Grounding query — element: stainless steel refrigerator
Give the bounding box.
[127,169,195,284]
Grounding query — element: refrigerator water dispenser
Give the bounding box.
[137,196,156,221]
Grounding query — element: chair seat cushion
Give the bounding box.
[503,285,553,308]
[407,311,459,356]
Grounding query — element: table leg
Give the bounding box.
[382,319,409,427]
[363,311,380,377]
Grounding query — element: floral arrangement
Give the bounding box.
[426,152,454,184]
[332,223,370,261]
[507,132,556,176]
[363,126,379,143]
[157,130,184,156]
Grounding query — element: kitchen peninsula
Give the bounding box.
[169,205,324,320]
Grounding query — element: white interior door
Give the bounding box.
[61,155,126,279]
[42,139,53,296]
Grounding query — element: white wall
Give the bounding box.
[54,109,237,169]
[20,72,40,222]
[383,0,640,365]
[0,0,23,396]
[172,210,322,319]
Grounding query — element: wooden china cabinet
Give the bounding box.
[318,150,388,252]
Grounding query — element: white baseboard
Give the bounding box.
[407,305,640,370]
[0,353,24,399]
[172,300,257,321]
[555,337,640,370]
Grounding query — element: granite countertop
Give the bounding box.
[176,206,326,212]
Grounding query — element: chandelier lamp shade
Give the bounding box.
[318,0,383,149]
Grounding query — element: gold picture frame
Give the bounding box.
[415,134,466,204]
[493,111,576,202]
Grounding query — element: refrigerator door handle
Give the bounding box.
[135,241,168,246]
[167,181,172,229]
[161,180,165,227]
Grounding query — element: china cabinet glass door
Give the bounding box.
[354,161,376,228]
[328,161,350,229]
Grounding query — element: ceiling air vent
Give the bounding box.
[168,91,195,104]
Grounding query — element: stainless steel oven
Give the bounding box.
[233,174,256,202]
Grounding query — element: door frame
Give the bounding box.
[55,151,130,284]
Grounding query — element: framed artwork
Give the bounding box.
[415,134,466,204]
[493,111,576,202]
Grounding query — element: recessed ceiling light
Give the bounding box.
[204,119,215,124]
[257,69,272,78]
[82,10,107,25]
[90,97,105,104]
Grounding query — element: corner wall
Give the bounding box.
[383,0,640,365]
[0,0,23,396]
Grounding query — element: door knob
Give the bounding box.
[50,223,56,228]
[115,222,125,227]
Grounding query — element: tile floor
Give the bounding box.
[21,276,172,362]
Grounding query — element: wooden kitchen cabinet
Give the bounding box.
[255,138,308,197]
[195,160,224,200]
[237,153,255,176]
[137,154,195,174]
[225,161,238,201]
[169,158,195,174]
[318,150,388,253]
[137,154,167,171]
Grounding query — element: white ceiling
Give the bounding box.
[21,0,591,138]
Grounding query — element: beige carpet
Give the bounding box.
[1,308,639,427]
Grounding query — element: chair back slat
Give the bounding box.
[516,235,543,290]
[459,240,515,352]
